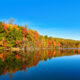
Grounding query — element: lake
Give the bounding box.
[0,49,80,80]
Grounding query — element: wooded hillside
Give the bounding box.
[0,22,80,49]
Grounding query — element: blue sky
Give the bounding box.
[0,0,80,40]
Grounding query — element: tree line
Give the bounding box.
[0,21,80,49]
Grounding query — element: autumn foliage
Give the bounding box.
[0,21,80,49]
[22,27,27,36]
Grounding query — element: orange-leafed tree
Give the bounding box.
[16,40,20,47]
[57,42,62,47]
[2,23,8,33]
[22,27,27,36]
[34,31,40,40]
[2,37,7,48]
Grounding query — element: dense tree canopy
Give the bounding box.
[0,22,80,49]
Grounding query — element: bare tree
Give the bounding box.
[25,24,28,29]
[2,20,6,23]
[8,18,14,24]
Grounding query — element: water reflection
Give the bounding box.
[0,49,80,78]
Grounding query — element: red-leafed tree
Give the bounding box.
[15,54,20,59]
[34,31,40,40]
[22,27,27,36]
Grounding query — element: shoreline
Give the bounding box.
[0,47,80,52]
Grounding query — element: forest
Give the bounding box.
[0,21,80,50]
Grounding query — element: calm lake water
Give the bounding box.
[0,49,80,80]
